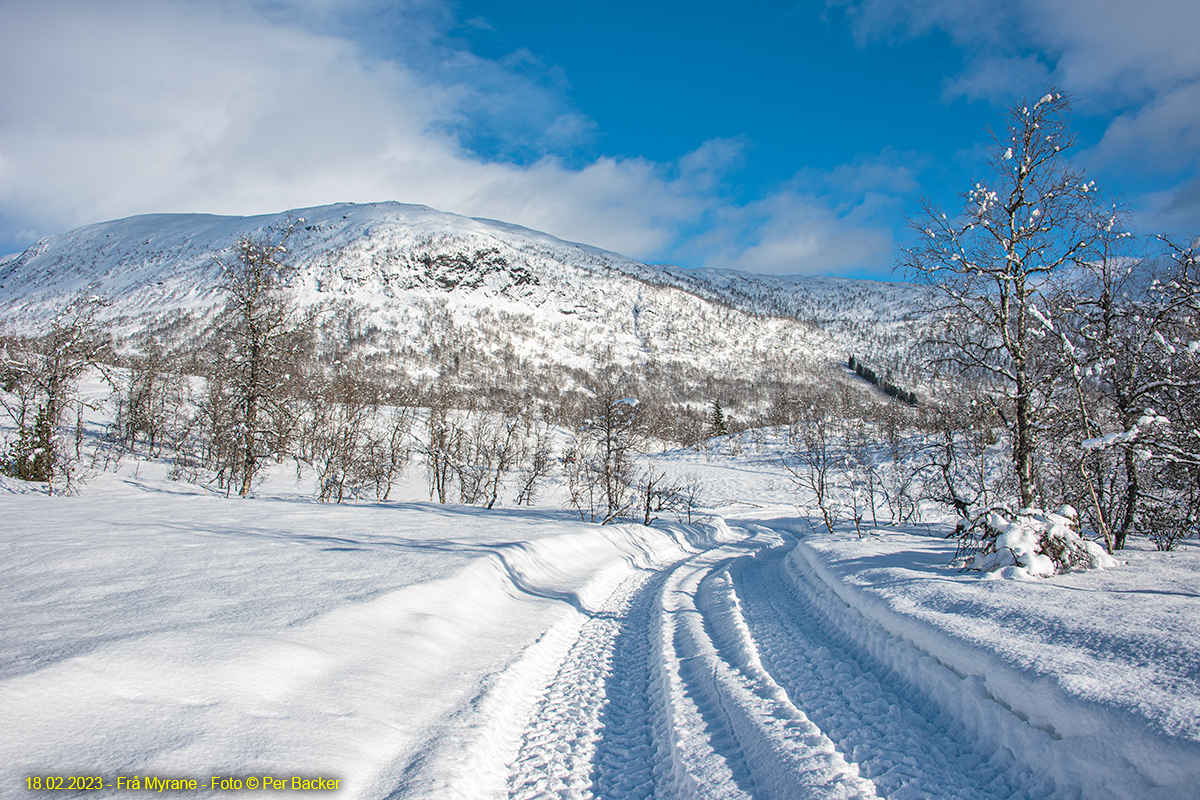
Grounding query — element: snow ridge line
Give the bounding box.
[787,540,1200,799]
[373,524,690,799]
[383,521,729,799]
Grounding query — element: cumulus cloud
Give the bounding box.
[686,151,913,277]
[1093,82,1200,171]
[695,191,897,276]
[833,0,1200,234]
[837,0,1199,101]
[0,0,901,276]
[816,147,923,196]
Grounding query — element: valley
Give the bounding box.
[2,425,1197,799]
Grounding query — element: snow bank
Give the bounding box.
[0,474,722,798]
[790,532,1200,799]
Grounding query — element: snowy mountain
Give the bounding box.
[0,202,927,406]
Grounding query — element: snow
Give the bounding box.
[793,530,1200,798]
[0,203,930,397]
[1,466,718,797]
[4,432,1199,799]
[3,389,1199,798]
[973,507,1119,577]
[1081,411,1169,451]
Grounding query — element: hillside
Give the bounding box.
[0,202,926,412]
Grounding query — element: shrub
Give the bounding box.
[967,506,1118,576]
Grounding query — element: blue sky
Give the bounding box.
[0,0,1196,279]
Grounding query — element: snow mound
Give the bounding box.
[974,507,1118,577]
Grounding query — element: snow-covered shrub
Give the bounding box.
[968,506,1118,576]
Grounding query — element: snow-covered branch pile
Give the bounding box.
[970,506,1118,576]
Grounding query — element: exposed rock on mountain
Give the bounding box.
[0,202,925,408]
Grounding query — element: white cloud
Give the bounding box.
[1026,0,1200,99]
[0,0,903,275]
[1093,82,1200,171]
[836,0,1200,159]
[0,0,696,257]
[942,55,1051,103]
[834,0,1200,235]
[689,152,908,278]
[698,191,897,276]
[818,148,923,196]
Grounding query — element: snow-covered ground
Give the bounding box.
[4,430,1199,798]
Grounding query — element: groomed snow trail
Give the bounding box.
[501,524,884,799]
[726,533,1055,799]
[493,520,1086,799]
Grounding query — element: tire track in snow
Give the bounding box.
[729,539,1057,799]
[589,567,665,799]
[662,539,877,799]
[507,566,666,799]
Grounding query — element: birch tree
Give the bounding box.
[207,230,313,496]
[902,89,1099,510]
[1,293,111,494]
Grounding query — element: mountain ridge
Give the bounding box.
[0,202,927,410]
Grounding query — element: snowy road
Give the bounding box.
[459,518,1198,799]
[485,520,966,800]
[5,474,1199,799]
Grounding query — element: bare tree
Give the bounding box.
[421,391,461,504]
[566,369,646,523]
[513,419,554,506]
[633,465,707,526]
[112,339,189,460]
[781,399,842,534]
[454,412,523,508]
[872,402,921,524]
[1,293,112,494]
[844,418,879,535]
[311,356,381,503]
[205,229,314,496]
[1052,230,1200,549]
[363,394,416,502]
[636,465,670,526]
[1132,237,1200,549]
[917,391,1010,549]
[674,472,707,524]
[903,89,1099,510]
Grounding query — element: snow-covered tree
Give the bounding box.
[903,89,1099,511]
[205,229,314,496]
[710,400,728,437]
[1,293,112,494]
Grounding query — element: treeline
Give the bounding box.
[847,355,918,406]
[769,90,1200,566]
[0,230,708,525]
